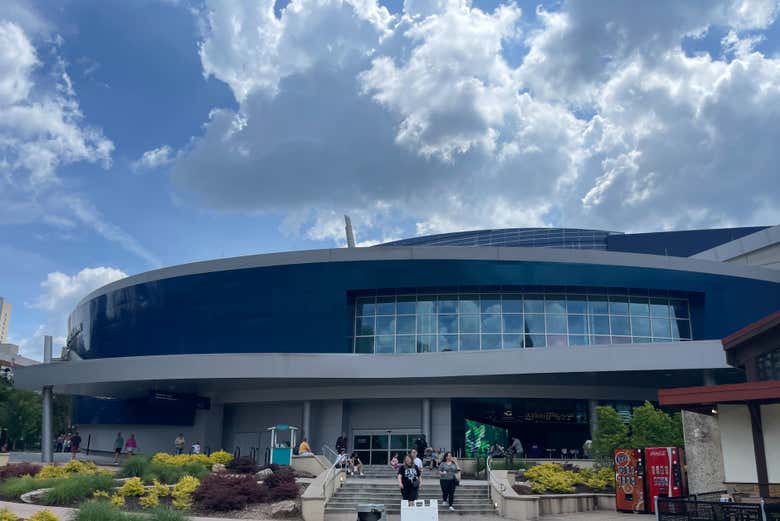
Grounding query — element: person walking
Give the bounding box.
[410,448,423,471]
[397,455,422,505]
[113,432,124,464]
[174,433,186,455]
[508,436,523,469]
[124,434,137,455]
[439,451,460,511]
[70,431,82,460]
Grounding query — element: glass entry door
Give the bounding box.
[353,430,421,465]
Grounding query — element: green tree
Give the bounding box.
[629,401,684,448]
[0,381,42,450]
[592,405,629,462]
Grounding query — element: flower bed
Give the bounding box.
[513,463,615,494]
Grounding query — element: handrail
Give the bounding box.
[322,444,339,465]
[320,444,343,499]
[486,455,506,500]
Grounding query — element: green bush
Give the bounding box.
[73,500,146,521]
[629,402,684,448]
[592,406,629,462]
[120,456,151,479]
[44,474,116,505]
[123,455,207,485]
[0,476,61,499]
[148,507,190,521]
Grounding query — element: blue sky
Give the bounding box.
[1,0,779,357]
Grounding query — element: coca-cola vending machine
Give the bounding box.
[644,447,687,513]
[614,448,646,513]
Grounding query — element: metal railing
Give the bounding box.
[486,456,506,504]
[656,495,775,521]
[321,444,344,500]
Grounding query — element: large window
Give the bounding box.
[757,348,780,381]
[353,290,692,353]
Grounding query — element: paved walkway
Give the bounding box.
[0,501,265,521]
[10,451,120,467]
[541,512,652,520]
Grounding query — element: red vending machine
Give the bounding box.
[614,448,646,513]
[644,447,687,513]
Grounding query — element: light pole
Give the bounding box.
[41,336,53,463]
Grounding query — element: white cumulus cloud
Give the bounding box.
[133,145,174,170]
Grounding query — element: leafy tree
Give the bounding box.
[629,401,683,448]
[592,405,629,462]
[0,381,42,450]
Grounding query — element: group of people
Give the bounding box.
[396,448,460,510]
[54,431,82,459]
[489,436,524,466]
[111,432,138,463]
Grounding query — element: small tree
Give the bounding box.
[629,401,683,448]
[592,406,629,462]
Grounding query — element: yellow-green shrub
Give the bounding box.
[118,477,145,497]
[524,463,577,493]
[208,450,233,465]
[37,461,107,480]
[91,490,110,499]
[577,467,614,491]
[0,508,20,521]
[110,493,125,507]
[152,479,170,497]
[27,511,59,521]
[139,491,160,509]
[151,452,213,467]
[171,475,199,510]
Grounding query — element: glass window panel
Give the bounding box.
[376,296,395,315]
[503,315,523,334]
[459,334,480,351]
[590,315,610,335]
[568,315,587,334]
[356,297,375,316]
[567,297,587,314]
[545,295,566,314]
[417,314,436,334]
[396,335,416,353]
[356,315,375,336]
[524,295,545,314]
[459,297,480,314]
[633,337,652,344]
[503,334,523,349]
[673,320,691,339]
[588,296,609,314]
[481,314,501,334]
[609,296,629,315]
[376,335,395,353]
[650,298,670,318]
[417,297,436,314]
[502,294,523,314]
[481,334,501,350]
[460,315,479,333]
[355,337,374,353]
[372,435,388,449]
[396,296,416,315]
[524,315,546,334]
[438,315,458,335]
[652,318,672,338]
[631,317,651,337]
[569,335,589,346]
[546,314,568,334]
[610,315,630,336]
[629,297,650,316]
[391,435,407,450]
[612,336,631,344]
[438,295,458,314]
[547,334,567,348]
[592,335,611,345]
[481,296,501,314]
[417,335,436,353]
[354,436,370,450]
[438,334,458,351]
[397,316,415,335]
[671,299,689,319]
[376,316,396,336]
[525,334,546,348]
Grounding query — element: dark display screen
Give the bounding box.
[74,396,196,426]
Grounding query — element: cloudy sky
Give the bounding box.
[2,0,779,358]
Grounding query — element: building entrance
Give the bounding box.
[353,430,421,465]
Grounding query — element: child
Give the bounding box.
[390,453,400,471]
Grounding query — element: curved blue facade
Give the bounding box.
[68,255,780,360]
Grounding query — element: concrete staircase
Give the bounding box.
[325,466,496,516]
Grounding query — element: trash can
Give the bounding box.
[357,504,385,521]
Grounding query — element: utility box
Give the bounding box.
[357,504,385,521]
[401,499,438,521]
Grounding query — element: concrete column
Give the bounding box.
[41,336,53,463]
[422,399,431,443]
[302,400,311,442]
[588,399,599,440]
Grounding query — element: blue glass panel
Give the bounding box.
[525,334,546,348]
[356,297,375,316]
[438,315,457,335]
[610,315,630,336]
[417,297,436,314]
[376,316,396,335]
[567,315,586,334]
[396,296,416,315]
[592,335,611,345]
[590,315,610,335]
[460,315,479,333]
[397,316,415,335]
[481,314,501,334]
[417,335,436,353]
[671,299,689,319]
[502,294,522,314]
[588,296,609,314]
[524,315,545,334]
[609,296,629,315]
[439,334,458,351]
[652,318,671,338]
[481,334,501,350]
[396,335,415,353]
[631,316,651,337]
[376,335,395,353]
[650,298,670,318]
[546,314,567,334]
[503,315,523,334]
[503,334,523,348]
[356,315,375,336]
[545,295,566,314]
[417,314,436,334]
[481,296,501,314]
[629,298,649,316]
[376,296,395,315]
[459,297,480,314]
[438,295,458,314]
[612,336,631,344]
[460,334,480,351]
[547,334,567,347]
[524,295,545,314]
[633,337,652,344]
[569,335,589,346]
[566,297,587,314]
[355,337,374,353]
[673,320,691,339]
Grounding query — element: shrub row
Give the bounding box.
[0,463,42,481]
[191,466,299,511]
[74,500,189,521]
[120,456,209,484]
[523,463,615,493]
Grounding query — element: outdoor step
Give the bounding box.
[332,492,489,498]
[325,507,497,515]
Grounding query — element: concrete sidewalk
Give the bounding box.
[541,512,652,520]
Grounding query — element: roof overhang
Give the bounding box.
[659,380,780,407]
